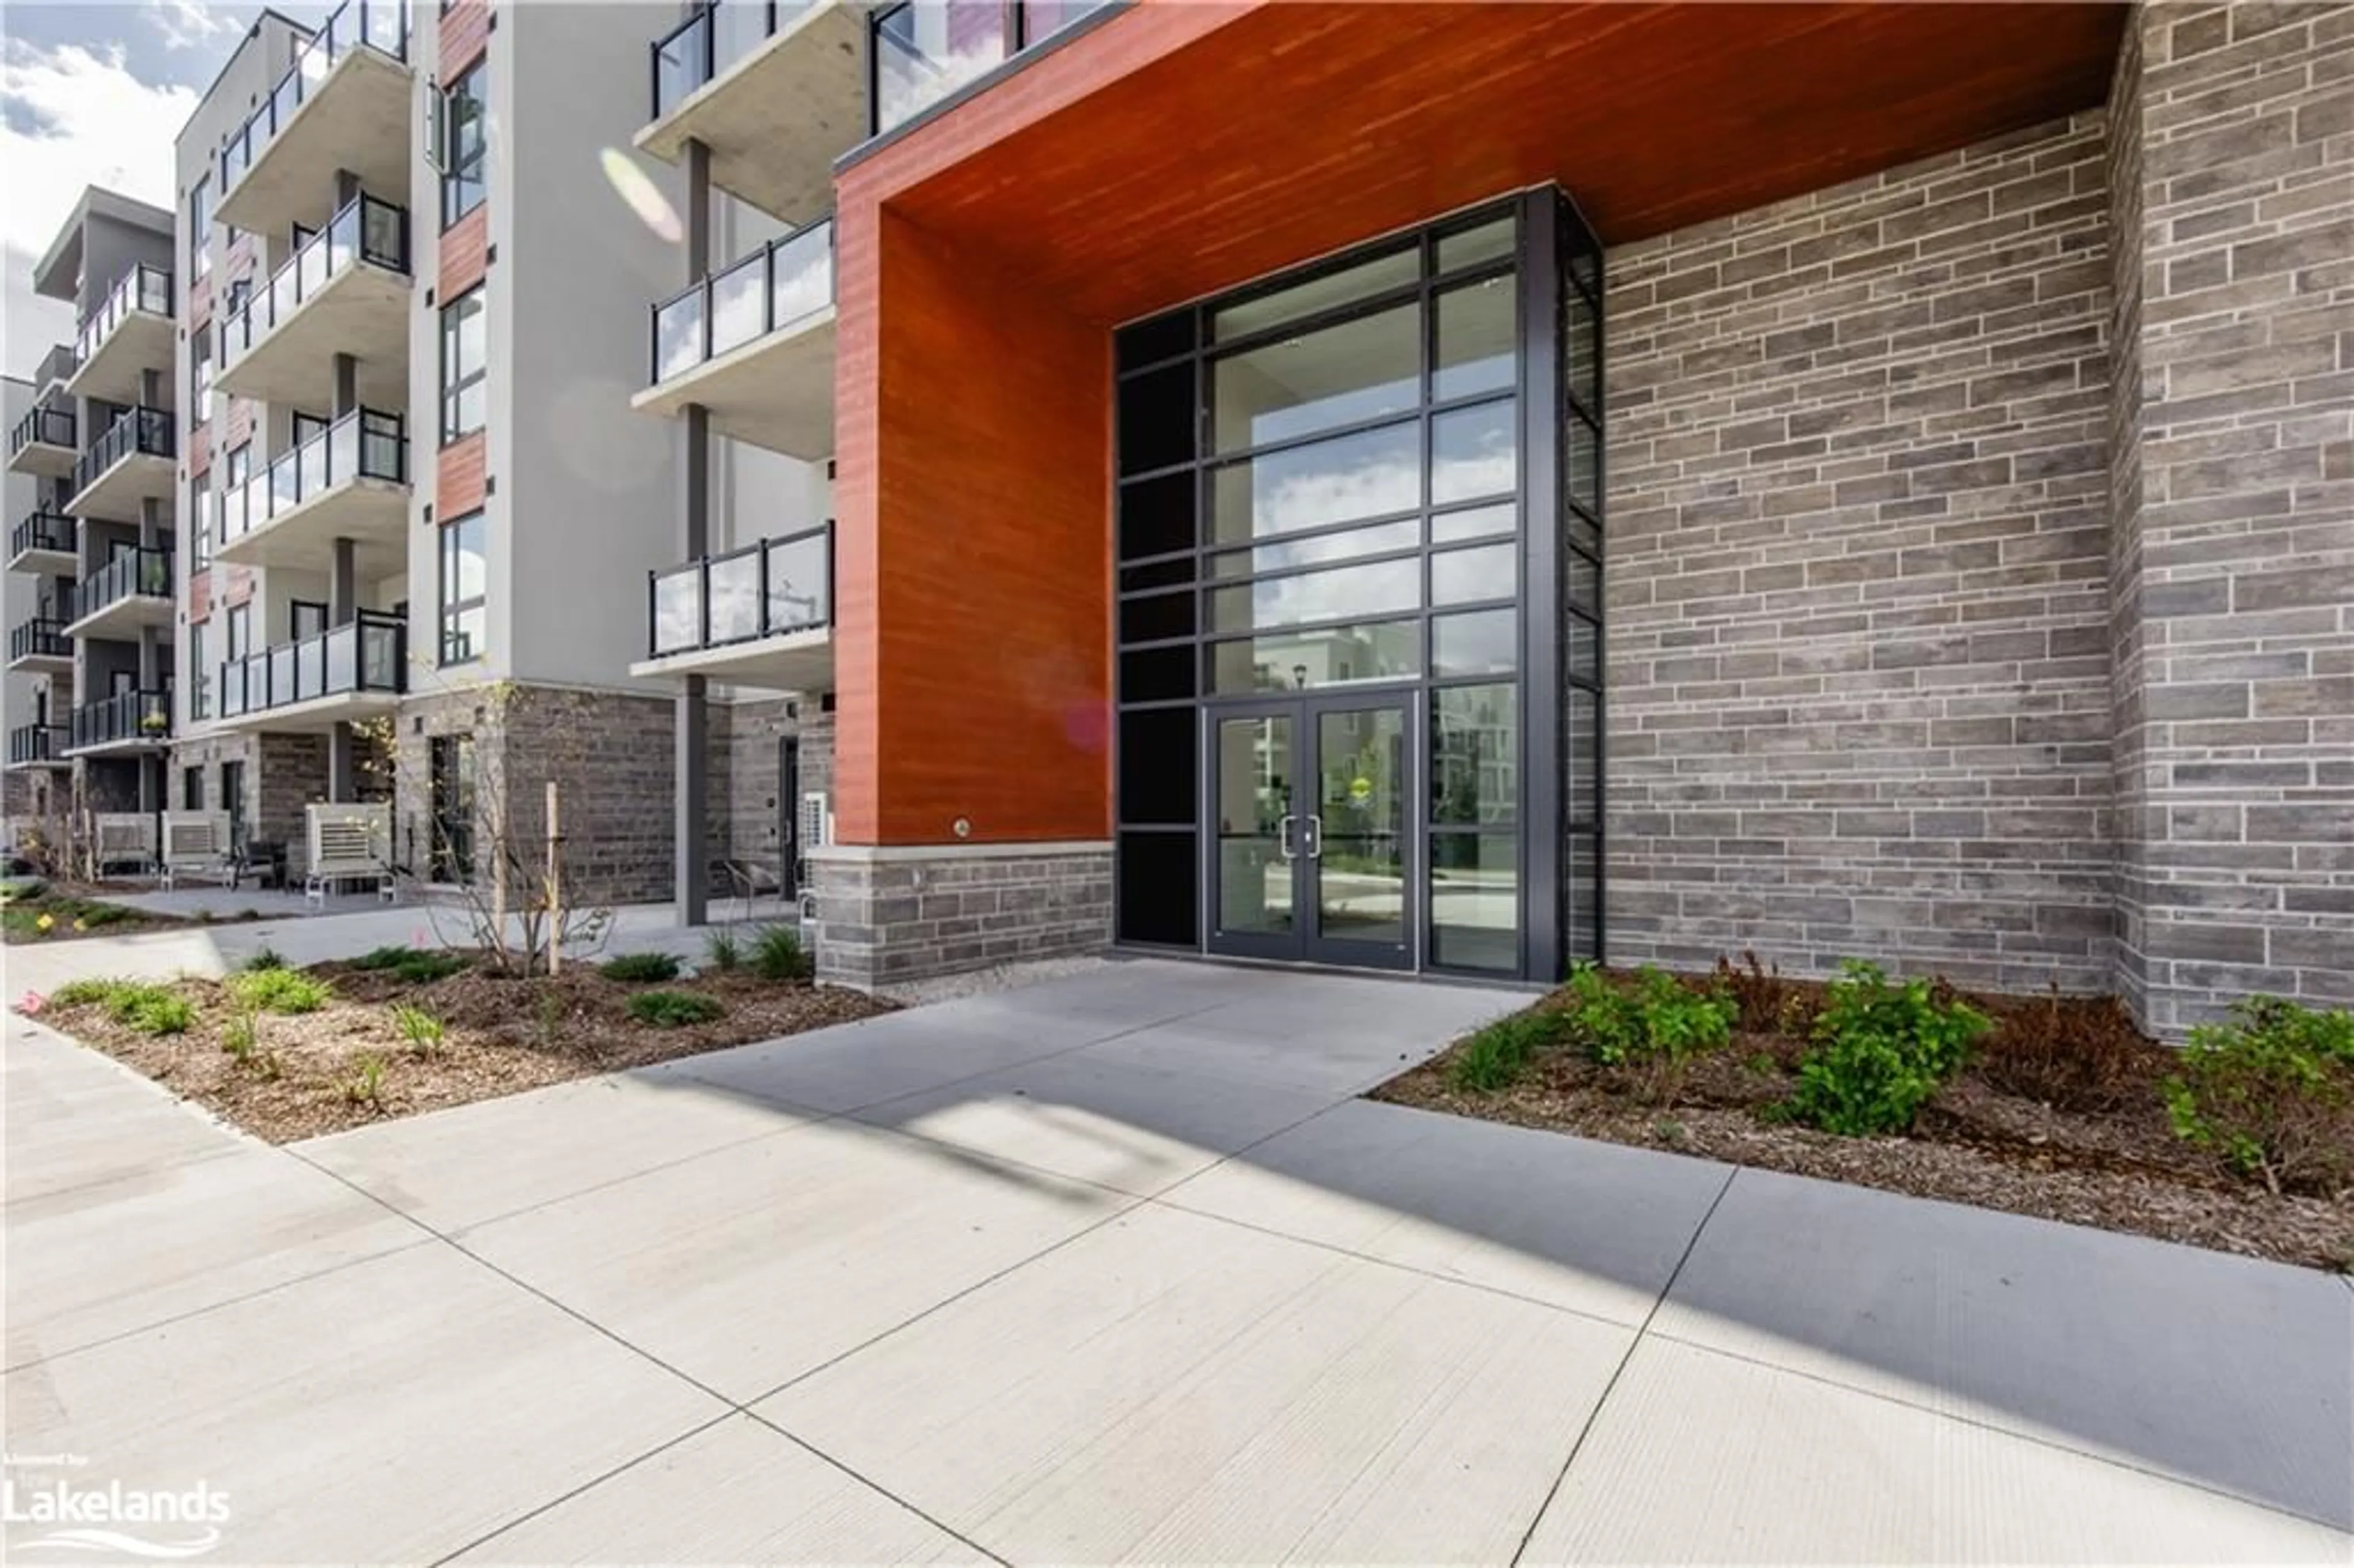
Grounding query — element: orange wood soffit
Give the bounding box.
[436,430,487,520]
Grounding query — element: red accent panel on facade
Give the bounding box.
[224,397,253,454]
[440,204,489,299]
[186,421,211,480]
[186,272,212,334]
[224,565,254,607]
[830,204,1111,846]
[189,569,211,623]
[440,0,490,75]
[437,430,487,520]
[226,231,254,283]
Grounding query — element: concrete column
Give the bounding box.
[673,137,714,926]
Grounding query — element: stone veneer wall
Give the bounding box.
[1605,112,2118,993]
[721,697,835,866]
[809,843,1113,988]
[2107,1,2354,1032]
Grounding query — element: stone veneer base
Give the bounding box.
[808,841,1114,989]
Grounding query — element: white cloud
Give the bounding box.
[145,0,245,53]
[2,37,194,376]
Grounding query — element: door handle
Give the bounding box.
[1305,814,1324,859]
[1276,813,1296,862]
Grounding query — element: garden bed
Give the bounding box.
[2,881,262,945]
[26,938,891,1143]
[1373,959,2354,1273]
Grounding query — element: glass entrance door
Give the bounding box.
[1207,693,1414,969]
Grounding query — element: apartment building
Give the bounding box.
[5,189,181,834]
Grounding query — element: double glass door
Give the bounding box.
[1209,693,1412,969]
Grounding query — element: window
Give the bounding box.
[224,279,250,318]
[220,761,245,851]
[223,442,250,489]
[225,603,251,660]
[440,287,487,443]
[188,620,210,721]
[191,327,212,421]
[440,61,488,226]
[191,472,211,569]
[438,511,486,665]
[182,766,204,810]
[290,599,327,641]
[188,175,210,279]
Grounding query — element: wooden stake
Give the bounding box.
[546,780,562,976]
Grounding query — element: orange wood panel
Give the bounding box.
[223,565,254,607]
[186,421,211,480]
[832,204,1111,845]
[440,0,491,75]
[853,0,2125,324]
[223,397,253,454]
[436,430,487,519]
[185,272,211,334]
[225,231,254,284]
[189,569,211,623]
[439,204,489,298]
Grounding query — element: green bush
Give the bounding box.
[1449,1010,1569,1092]
[390,1003,446,1056]
[242,946,288,972]
[2162,997,2354,1197]
[704,929,741,972]
[748,924,812,983]
[352,945,468,984]
[228,966,333,1016]
[1786,962,1989,1136]
[104,983,194,1037]
[222,1007,260,1062]
[1560,964,1736,1066]
[627,990,725,1028]
[51,976,124,1007]
[601,951,682,984]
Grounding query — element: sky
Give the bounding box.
[2,1,327,381]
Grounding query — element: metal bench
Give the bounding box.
[159,812,235,891]
[92,813,157,878]
[304,803,394,908]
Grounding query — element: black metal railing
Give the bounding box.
[76,545,174,620]
[9,404,75,460]
[9,617,71,663]
[71,687,173,750]
[221,0,410,192]
[72,407,175,497]
[218,610,406,718]
[649,522,832,657]
[219,408,408,547]
[650,216,834,384]
[75,264,173,366]
[650,0,793,119]
[9,511,74,561]
[8,723,69,765]
[33,343,77,392]
[221,194,409,367]
[869,1,1111,135]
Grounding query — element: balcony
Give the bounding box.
[869,0,1114,136]
[7,405,76,479]
[216,408,409,577]
[64,545,173,642]
[7,615,73,674]
[218,0,413,236]
[630,523,834,691]
[66,264,175,407]
[66,687,173,758]
[32,343,77,399]
[8,511,77,577]
[638,1,872,224]
[8,723,70,769]
[215,611,406,731]
[633,218,835,459]
[217,196,411,410]
[65,408,175,523]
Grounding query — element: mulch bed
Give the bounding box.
[33,958,894,1143]
[1373,970,2354,1273]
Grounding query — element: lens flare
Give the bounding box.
[600,148,681,245]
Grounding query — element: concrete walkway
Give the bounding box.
[4,959,2348,1564]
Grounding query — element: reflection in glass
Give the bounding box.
[1314,706,1406,948]
[1211,419,1419,545]
[1212,246,1417,341]
[1209,618,1419,693]
[1431,502,1515,544]
[1567,609,1599,680]
[1433,684,1515,825]
[1568,686,1600,825]
[1216,714,1294,937]
[1212,302,1417,452]
[1435,276,1515,401]
[1432,609,1516,676]
[1432,398,1515,505]
[1566,410,1599,515]
[1438,216,1514,273]
[1209,517,1419,580]
[1566,546,1598,611]
[875,0,1010,133]
[1208,557,1420,634]
[1430,832,1517,971]
[1431,542,1515,606]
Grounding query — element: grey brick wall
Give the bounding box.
[1605,112,2118,993]
[2110,1,2354,1030]
[718,696,833,867]
[810,843,1113,989]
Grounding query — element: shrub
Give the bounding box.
[242,946,288,972]
[390,1003,446,1056]
[1561,965,1737,1066]
[1786,962,1989,1136]
[627,989,724,1028]
[228,967,333,1016]
[222,1007,260,1063]
[601,951,682,984]
[51,976,124,1007]
[748,924,812,983]
[1972,989,2155,1114]
[704,928,741,972]
[104,983,194,1037]
[352,945,468,984]
[1714,950,1798,1035]
[344,1052,387,1107]
[1449,1010,1569,1093]
[2162,997,2354,1197]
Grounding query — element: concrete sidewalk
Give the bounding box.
[4,959,2348,1563]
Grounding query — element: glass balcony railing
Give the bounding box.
[218,611,406,718]
[9,617,72,663]
[72,407,175,497]
[650,216,834,384]
[221,0,411,193]
[33,344,77,392]
[869,0,1112,135]
[77,545,173,622]
[74,264,173,366]
[219,408,408,548]
[72,687,173,750]
[649,523,832,657]
[221,195,409,368]
[8,723,69,765]
[10,510,75,561]
[9,405,74,459]
[650,0,817,120]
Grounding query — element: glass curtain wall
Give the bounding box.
[1111,188,1604,980]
